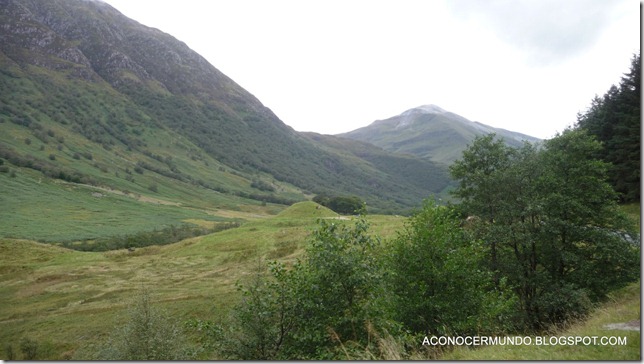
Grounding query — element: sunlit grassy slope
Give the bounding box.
[0,202,405,360]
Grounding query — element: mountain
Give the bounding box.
[339,104,541,165]
[0,0,451,243]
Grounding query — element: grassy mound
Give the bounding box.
[276,201,338,219]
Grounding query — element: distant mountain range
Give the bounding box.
[339,104,541,165]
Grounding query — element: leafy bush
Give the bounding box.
[19,337,38,360]
[388,200,517,336]
[76,290,196,360]
[219,217,394,359]
[313,195,364,215]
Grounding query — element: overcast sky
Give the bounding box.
[104,0,639,139]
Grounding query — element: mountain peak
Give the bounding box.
[401,104,447,116]
[341,104,541,165]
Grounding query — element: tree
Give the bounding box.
[449,134,518,286]
[216,261,298,360]
[221,216,393,359]
[314,195,365,215]
[388,200,517,336]
[576,52,640,202]
[535,129,638,301]
[293,216,390,356]
[450,130,639,330]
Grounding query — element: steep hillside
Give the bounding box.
[303,132,453,205]
[0,0,451,245]
[340,104,541,165]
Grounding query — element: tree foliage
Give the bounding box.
[313,194,365,215]
[388,200,518,336]
[450,131,640,330]
[211,128,640,359]
[219,216,393,359]
[576,52,640,202]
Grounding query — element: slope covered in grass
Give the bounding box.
[0,211,405,360]
[441,281,640,360]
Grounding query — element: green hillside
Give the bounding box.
[0,0,454,246]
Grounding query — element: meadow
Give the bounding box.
[0,202,405,359]
[1,200,639,360]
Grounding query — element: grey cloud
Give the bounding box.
[447,0,628,66]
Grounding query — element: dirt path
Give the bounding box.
[603,319,640,331]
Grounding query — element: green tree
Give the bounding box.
[535,129,639,301]
[216,261,298,360]
[221,216,393,359]
[450,130,639,330]
[315,195,365,215]
[576,52,640,202]
[292,216,390,356]
[449,134,517,285]
[388,200,517,337]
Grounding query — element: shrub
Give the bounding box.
[4,343,15,360]
[19,337,38,360]
[388,200,517,337]
[220,217,395,359]
[76,290,196,360]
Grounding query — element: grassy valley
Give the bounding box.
[0,202,406,359]
[0,0,639,360]
[0,0,452,218]
[0,201,638,360]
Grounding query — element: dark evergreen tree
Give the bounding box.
[576,53,640,202]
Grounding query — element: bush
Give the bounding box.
[313,195,364,215]
[215,262,297,360]
[388,200,517,336]
[4,343,15,360]
[219,216,395,359]
[534,283,592,326]
[76,290,196,360]
[19,337,38,360]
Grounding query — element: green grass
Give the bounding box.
[0,169,239,242]
[0,202,405,360]
[441,281,641,360]
[0,200,637,360]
